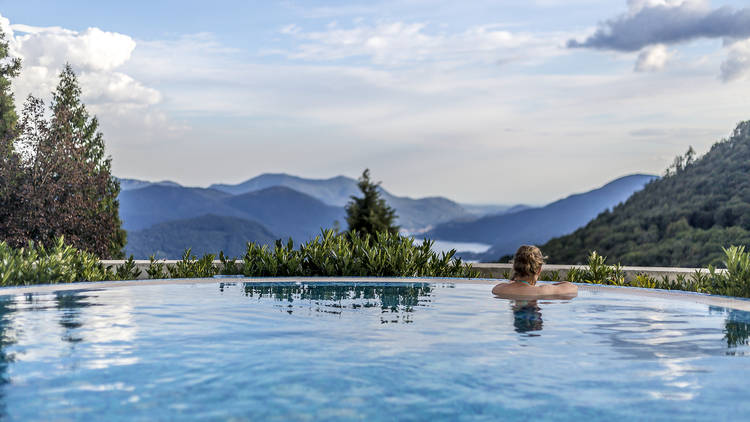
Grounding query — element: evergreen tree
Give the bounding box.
[1,65,126,258]
[345,169,399,236]
[0,28,20,143]
[48,64,126,258]
[0,28,22,245]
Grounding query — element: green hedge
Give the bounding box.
[567,247,750,298]
[0,237,140,285]
[0,230,479,286]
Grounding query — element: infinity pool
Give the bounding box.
[1,280,749,421]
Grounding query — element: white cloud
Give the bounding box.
[570,0,750,80]
[626,0,708,15]
[272,21,567,67]
[1,13,166,151]
[6,20,160,108]
[634,44,673,71]
[79,72,161,105]
[1,9,745,203]
[12,26,135,72]
[720,38,750,81]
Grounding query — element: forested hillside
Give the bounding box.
[542,121,750,267]
[126,215,276,259]
[427,174,657,258]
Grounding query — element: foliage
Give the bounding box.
[564,246,750,298]
[167,249,218,278]
[0,28,21,142]
[566,252,626,285]
[720,245,750,298]
[540,270,560,281]
[0,63,125,258]
[543,121,750,267]
[345,169,399,237]
[218,251,242,275]
[146,255,168,279]
[115,255,142,280]
[0,237,114,286]
[239,230,477,278]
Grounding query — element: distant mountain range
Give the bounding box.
[210,174,357,206]
[126,214,277,259]
[117,172,656,260]
[119,178,181,191]
[119,184,344,242]
[118,173,516,258]
[425,174,659,261]
[210,173,474,231]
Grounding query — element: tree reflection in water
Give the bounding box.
[55,292,95,344]
[224,282,435,324]
[0,297,16,419]
[710,306,750,353]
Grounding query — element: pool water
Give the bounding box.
[2,281,749,421]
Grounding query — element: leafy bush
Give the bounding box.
[239,230,478,278]
[139,230,478,280]
[146,255,168,279]
[0,237,113,285]
[540,270,560,281]
[566,246,750,298]
[721,245,750,298]
[115,256,142,280]
[167,249,217,278]
[566,251,625,286]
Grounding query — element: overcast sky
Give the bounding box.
[2,0,749,204]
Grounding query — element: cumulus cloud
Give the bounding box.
[272,21,566,67]
[568,1,750,52]
[634,44,673,71]
[567,1,750,80]
[720,38,750,81]
[1,13,160,110]
[13,26,135,72]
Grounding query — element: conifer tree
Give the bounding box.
[1,64,126,258]
[345,169,400,237]
[0,29,20,143]
[47,64,126,258]
[0,28,22,243]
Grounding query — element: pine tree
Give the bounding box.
[0,28,20,143]
[345,169,400,237]
[47,64,126,258]
[1,65,126,258]
[0,28,22,244]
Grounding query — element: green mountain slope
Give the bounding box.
[126,214,277,259]
[427,174,657,259]
[541,121,750,267]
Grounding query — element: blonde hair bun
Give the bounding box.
[511,245,546,280]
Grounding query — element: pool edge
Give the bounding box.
[3,277,750,312]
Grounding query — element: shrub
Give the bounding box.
[240,230,478,278]
[0,237,113,285]
[566,251,625,285]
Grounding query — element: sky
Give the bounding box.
[1,0,749,204]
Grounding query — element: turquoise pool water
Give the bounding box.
[1,281,749,421]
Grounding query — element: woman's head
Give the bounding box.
[511,245,545,280]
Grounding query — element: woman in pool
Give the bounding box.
[492,245,577,297]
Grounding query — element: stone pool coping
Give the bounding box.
[2,277,750,312]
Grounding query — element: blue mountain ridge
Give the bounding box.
[117,173,656,260]
[425,174,659,260]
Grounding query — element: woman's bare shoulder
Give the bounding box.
[492,281,526,295]
[493,281,577,299]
